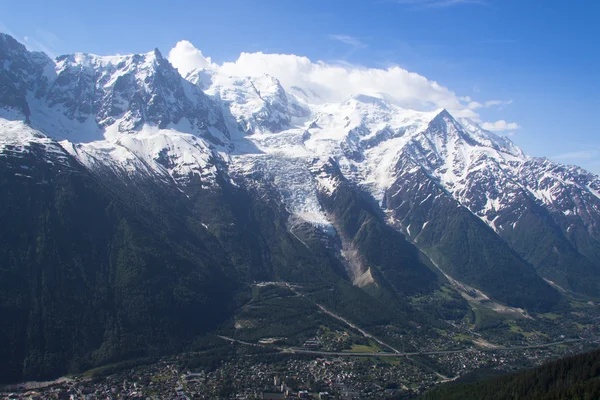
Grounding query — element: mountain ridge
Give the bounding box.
[3,32,599,298]
[1,33,600,381]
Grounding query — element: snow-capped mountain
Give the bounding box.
[2,32,600,300]
[5,32,600,382]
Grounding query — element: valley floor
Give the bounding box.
[3,282,600,399]
[1,338,596,399]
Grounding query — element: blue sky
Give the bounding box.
[1,0,599,172]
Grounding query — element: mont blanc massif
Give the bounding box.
[1,33,600,396]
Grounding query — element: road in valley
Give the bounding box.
[217,335,582,358]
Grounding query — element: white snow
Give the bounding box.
[0,118,71,165]
[62,124,218,184]
[588,185,600,200]
[3,41,599,237]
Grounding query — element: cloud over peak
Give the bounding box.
[168,40,516,130]
[481,120,521,132]
[168,40,214,77]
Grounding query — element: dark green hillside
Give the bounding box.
[386,168,561,312]
[0,151,238,382]
[418,202,560,311]
[185,175,348,284]
[497,201,600,298]
[0,147,448,383]
[318,168,439,298]
[420,348,600,400]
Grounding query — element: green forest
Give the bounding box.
[420,348,600,400]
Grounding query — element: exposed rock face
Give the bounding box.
[2,32,600,382]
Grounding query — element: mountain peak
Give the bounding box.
[54,46,165,72]
[430,108,456,124]
[426,107,460,135]
[0,32,51,64]
[0,32,24,51]
[3,35,600,387]
[435,107,451,117]
[152,47,163,60]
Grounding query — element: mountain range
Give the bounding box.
[1,33,599,382]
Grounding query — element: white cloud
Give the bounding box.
[329,34,367,48]
[467,99,513,110]
[484,99,513,108]
[168,40,513,122]
[168,40,215,77]
[467,101,483,110]
[481,120,521,132]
